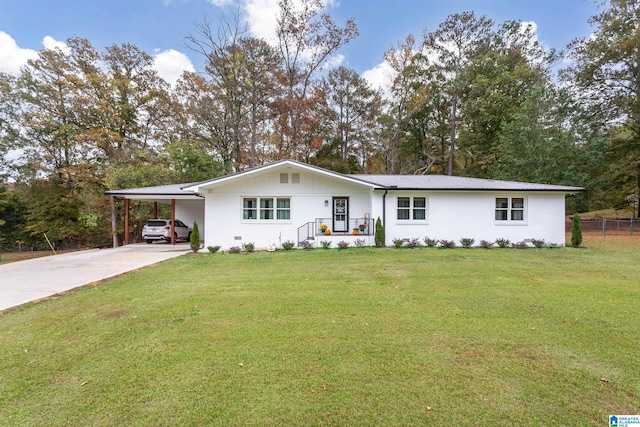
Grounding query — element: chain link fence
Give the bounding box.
[567,218,638,235]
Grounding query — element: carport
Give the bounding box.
[106,184,204,247]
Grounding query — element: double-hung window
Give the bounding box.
[244,197,291,221]
[397,197,410,220]
[413,197,426,220]
[397,196,427,221]
[243,198,257,220]
[260,198,274,219]
[495,197,525,222]
[276,198,290,220]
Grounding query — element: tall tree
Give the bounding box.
[0,73,19,179]
[99,42,171,165]
[237,37,280,167]
[563,0,640,216]
[318,66,381,170]
[176,71,238,173]
[379,35,418,173]
[395,47,452,174]
[15,38,175,246]
[17,44,88,185]
[422,11,494,175]
[185,14,249,172]
[392,17,560,178]
[373,34,461,174]
[18,37,172,180]
[20,178,83,246]
[458,21,556,177]
[164,140,225,183]
[0,184,26,247]
[274,0,358,160]
[184,16,281,170]
[491,86,585,184]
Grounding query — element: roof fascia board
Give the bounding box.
[375,187,582,193]
[104,193,203,200]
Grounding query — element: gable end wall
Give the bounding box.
[202,169,373,249]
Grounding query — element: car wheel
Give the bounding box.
[187,232,191,241]
[146,240,153,244]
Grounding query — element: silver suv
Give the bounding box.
[142,219,191,243]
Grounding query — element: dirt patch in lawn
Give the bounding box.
[0,248,88,264]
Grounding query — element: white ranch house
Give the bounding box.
[107,159,583,249]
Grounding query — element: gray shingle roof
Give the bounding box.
[106,160,583,198]
[350,174,583,192]
[184,160,582,193]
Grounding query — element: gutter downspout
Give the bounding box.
[382,189,388,228]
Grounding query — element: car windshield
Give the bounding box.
[146,220,167,227]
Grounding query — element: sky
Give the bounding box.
[0,0,599,88]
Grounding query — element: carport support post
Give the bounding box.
[171,199,176,245]
[153,202,158,219]
[124,198,130,245]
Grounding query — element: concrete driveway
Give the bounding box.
[0,243,191,312]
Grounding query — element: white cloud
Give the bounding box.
[0,31,38,74]
[241,0,346,72]
[0,33,71,75]
[519,21,539,43]
[208,0,234,6]
[42,36,70,54]
[362,61,393,97]
[323,53,345,70]
[241,0,337,44]
[154,49,195,85]
[242,0,280,44]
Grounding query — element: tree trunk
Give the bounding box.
[636,163,640,218]
[250,107,257,167]
[448,95,457,176]
[110,196,119,248]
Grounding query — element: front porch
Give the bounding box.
[297,217,375,247]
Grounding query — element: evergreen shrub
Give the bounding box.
[571,214,583,248]
[190,221,200,253]
[392,238,405,248]
[282,241,295,251]
[460,238,475,248]
[374,217,385,247]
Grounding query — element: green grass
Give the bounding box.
[1,238,638,426]
[574,207,636,219]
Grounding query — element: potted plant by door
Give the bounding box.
[359,224,365,232]
[320,223,327,234]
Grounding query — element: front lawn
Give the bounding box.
[0,237,638,426]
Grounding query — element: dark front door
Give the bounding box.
[333,197,349,232]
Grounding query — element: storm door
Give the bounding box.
[333,197,349,232]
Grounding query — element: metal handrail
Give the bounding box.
[297,222,316,246]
